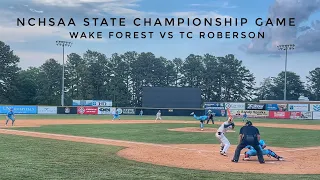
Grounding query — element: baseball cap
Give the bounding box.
[245,121,253,126]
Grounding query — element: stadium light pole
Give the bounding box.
[56,41,72,106]
[277,44,295,101]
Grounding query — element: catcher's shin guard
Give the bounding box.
[268,149,280,159]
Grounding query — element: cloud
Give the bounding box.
[31,0,146,17]
[29,8,43,13]
[0,9,106,43]
[241,0,320,54]
[14,50,62,69]
[169,11,234,32]
[0,25,68,43]
[189,2,237,9]
[268,54,281,58]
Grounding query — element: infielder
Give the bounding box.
[242,112,248,122]
[139,110,143,116]
[155,110,161,121]
[6,108,15,126]
[112,109,120,120]
[216,116,235,156]
[190,112,208,131]
[244,139,284,161]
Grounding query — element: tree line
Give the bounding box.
[0,41,319,107]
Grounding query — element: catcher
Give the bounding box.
[243,139,284,161]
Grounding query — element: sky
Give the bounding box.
[1,0,320,85]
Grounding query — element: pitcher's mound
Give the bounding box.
[167,127,235,133]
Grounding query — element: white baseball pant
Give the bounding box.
[215,132,230,154]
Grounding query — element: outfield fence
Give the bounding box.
[0,102,320,120]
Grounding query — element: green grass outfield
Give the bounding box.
[0,115,320,179]
[0,134,319,180]
[13,123,320,148]
[2,114,320,124]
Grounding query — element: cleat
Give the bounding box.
[260,161,265,164]
[231,160,238,163]
[243,157,250,161]
[190,112,194,115]
[201,129,203,131]
[278,157,284,161]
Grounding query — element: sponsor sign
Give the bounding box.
[269,111,290,119]
[98,107,116,115]
[246,103,265,110]
[57,107,77,114]
[265,104,287,111]
[230,110,269,118]
[92,100,112,107]
[301,112,312,119]
[288,104,308,111]
[290,112,301,119]
[72,100,93,106]
[121,108,135,115]
[310,104,320,112]
[0,106,37,114]
[38,106,57,114]
[204,102,225,110]
[224,103,245,110]
[313,112,320,120]
[290,111,312,120]
[77,107,98,115]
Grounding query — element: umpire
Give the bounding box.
[206,111,214,124]
[231,121,265,164]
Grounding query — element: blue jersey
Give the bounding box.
[243,113,247,118]
[246,140,265,150]
[7,111,14,118]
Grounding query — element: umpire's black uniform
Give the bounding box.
[231,121,265,163]
[206,113,214,124]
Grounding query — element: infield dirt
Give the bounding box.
[0,119,320,174]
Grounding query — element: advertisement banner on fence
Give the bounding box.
[77,106,98,115]
[38,106,57,114]
[310,104,320,112]
[265,104,287,111]
[224,103,245,110]
[288,104,309,111]
[205,109,227,117]
[204,102,225,110]
[269,111,290,119]
[117,108,135,115]
[72,100,93,106]
[313,112,320,120]
[230,110,269,118]
[92,100,112,107]
[301,112,313,119]
[0,106,37,114]
[246,103,266,110]
[290,112,301,119]
[57,107,77,114]
[290,112,312,119]
[98,107,116,115]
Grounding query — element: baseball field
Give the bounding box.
[0,115,320,180]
